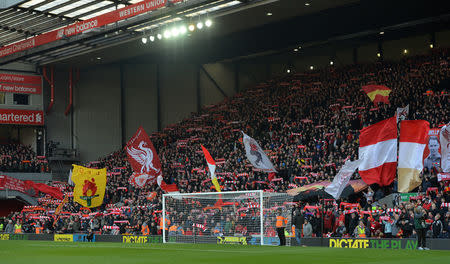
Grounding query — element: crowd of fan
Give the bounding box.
[1,49,449,240]
[0,144,50,173]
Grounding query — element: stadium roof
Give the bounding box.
[0,0,449,67]
[0,0,359,66]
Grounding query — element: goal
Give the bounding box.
[162,190,295,246]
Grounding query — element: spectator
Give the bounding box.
[5,220,14,234]
[414,206,428,250]
[334,221,346,237]
[292,208,304,245]
[432,214,443,238]
[303,219,312,238]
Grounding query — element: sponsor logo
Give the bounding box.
[329,239,417,249]
[0,109,44,125]
[248,236,279,245]
[217,236,247,245]
[9,234,28,240]
[54,234,74,242]
[76,20,98,33]
[369,239,417,249]
[57,29,65,39]
[123,236,149,244]
[73,234,95,242]
[0,84,40,94]
[329,239,369,248]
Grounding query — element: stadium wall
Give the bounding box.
[43,61,264,162]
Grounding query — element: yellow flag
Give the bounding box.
[72,165,106,208]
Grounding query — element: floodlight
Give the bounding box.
[180,26,187,34]
[164,30,172,39]
[172,27,179,37]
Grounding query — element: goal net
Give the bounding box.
[162,190,295,246]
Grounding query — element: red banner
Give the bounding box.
[126,127,161,187]
[0,175,63,199]
[0,175,27,193]
[0,109,44,125]
[0,0,167,58]
[0,73,42,85]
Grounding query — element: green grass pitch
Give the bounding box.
[1,240,450,264]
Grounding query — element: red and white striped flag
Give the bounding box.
[398,120,429,193]
[201,145,221,192]
[358,117,397,186]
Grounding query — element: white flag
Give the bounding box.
[325,159,362,199]
[396,104,409,122]
[242,132,277,173]
[440,124,450,173]
[68,169,74,186]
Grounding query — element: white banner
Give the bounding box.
[440,125,450,172]
[242,132,276,173]
[325,159,362,199]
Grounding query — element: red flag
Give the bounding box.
[125,127,161,187]
[24,181,64,200]
[358,117,397,186]
[268,172,276,182]
[362,85,391,105]
[157,175,179,193]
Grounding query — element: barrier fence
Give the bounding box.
[1,234,450,250]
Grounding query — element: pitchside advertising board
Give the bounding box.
[328,238,418,249]
[2,234,450,249]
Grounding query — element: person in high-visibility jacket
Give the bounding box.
[141,222,150,236]
[354,220,366,238]
[159,217,171,230]
[14,221,22,234]
[276,209,288,246]
[159,217,171,238]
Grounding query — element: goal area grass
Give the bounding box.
[1,240,449,264]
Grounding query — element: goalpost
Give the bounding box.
[162,190,294,246]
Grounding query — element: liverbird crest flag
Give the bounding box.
[325,159,363,199]
[126,127,162,188]
[242,132,277,173]
[396,104,409,122]
[72,165,106,208]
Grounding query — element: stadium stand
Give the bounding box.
[0,144,49,173]
[1,49,449,240]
